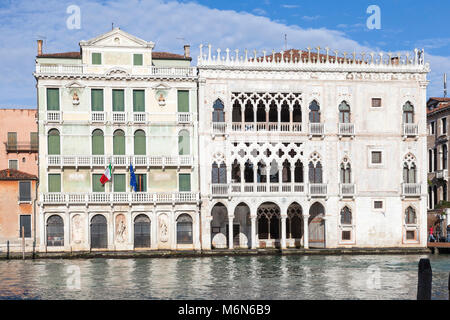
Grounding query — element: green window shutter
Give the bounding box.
[136,174,147,192]
[47,130,60,155]
[30,132,38,150]
[7,132,17,150]
[133,90,145,112]
[92,53,102,65]
[113,131,125,155]
[179,174,191,192]
[46,88,60,111]
[113,174,126,192]
[112,89,125,112]
[48,174,61,192]
[134,130,146,155]
[92,130,104,155]
[178,131,190,155]
[91,89,104,111]
[133,54,143,66]
[92,174,105,192]
[177,90,189,112]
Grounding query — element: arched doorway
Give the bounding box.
[177,214,193,244]
[210,203,228,249]
[90,215,107,249]
[234,203,251,248]
[47,215,64,247]
[286,203,303,248]
[134,214,151,248]
[257,202,281,248]
[309,202,325,248]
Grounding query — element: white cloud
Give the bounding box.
[302,15,320,21]
[0,0,448,106]
[281,4,300,9]
[252,8,267,16]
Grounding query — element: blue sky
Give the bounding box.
[0,0,449,107]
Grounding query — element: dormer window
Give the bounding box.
[133,54,143,66]
[92,52,102,65]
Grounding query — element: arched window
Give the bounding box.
[177,214,193,244]
[442,144,448,170]
[178,130,190,155]
[48,129,60,155]
[403,102,414,124]
[282,160,291,183]
[244,161,254,183]
[47,215,64,246]
[403,162,416,183]
[405,207,416,225]
[340,207,352,225]
[433,185,438,205]
[231,160,241,183]
[339,101,350,123]
[294,160,303,183]
[232,100,242,122]
[212,99,225,122]
[269,101,278,123]
[429,149,433,172]
[308,161,322,183]
[244,101,254,122]
[256,101,266,122]
[134,130,146,155]
[90,214,107,249]
[281,102,290,123]
[340,163,351,183]
[113,129,125,155]
[309,101,320,123]
[293,101,302,123]
[91,129,104,155]
[211,162,227,184]
[269,159,279,183]
[257,161,267,183]
[134,214,150,248]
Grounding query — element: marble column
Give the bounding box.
[228,216,234,249]
[303,214,310,249]
[281,215,287,249]
[251,216,257,249]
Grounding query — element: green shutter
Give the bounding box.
[113,131,125,155]
[91,89,104,111]
[48,174,61,192]
[92,53,102,65]
[177,90,189,112]
[179,174,191,192]
[30,132,38,150]
[46,88,60,111]
[112,89,125,112]
[133,54,143,66]
[114,174,126,192]
[178,131,190,155]
[134,131,146,155]
[92,174,105,192]
[92,130,104,155]
[7,132,17,150]
[48,130,60,155]
[133,90,145,112]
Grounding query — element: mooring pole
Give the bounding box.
[417,258,432,300]
[32,240,36,260]
[22,226,25,260]
[6,240,9,260]
[448,272,450,301]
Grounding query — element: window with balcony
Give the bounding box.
[92,52,102,65]
[19,181,31,202]
[257,161,267,183]
[294,160,304,183]
[339,101,350,123]
[212,162,227,184]
[179,173,191,192]
[308,161,322,183]
[212,99,224,122]
[340,163,351,183]
[402,101,414,124]
[48,174,61,192]
[177,90,189,113]
[133,90,145,112]
[92,174,105,192]
[269,159,279,182]
[113,174,126,192]
[403,162,416,183]
[443,144,448,170]
[232,100,242,122]
[91,89,104,111]
[92,129,104,155]
[282,160,291,183]
[133,53,143,66]
[231,160,241,183]
[244,100,254,123]
[309,100,320,123]
[135,174,147,192]
[113,130,125,155]
[47,129,60,155]
[244,161,254,183]
[46,88,60,110]
[112,89,125,112]
[134,130,146,155]
[340,206,352,225]
[7,132,17,151]
[30,132,38,151]
[293,101,302,123]
[178,130,190,155]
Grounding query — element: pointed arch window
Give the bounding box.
[403,102,414,124]
[309,101,320,123]
[231,160,241,183]
[293,101,302,123]
[308,161,322,183]
[294,160,303,183]
[403,162,416,183]
[212,99,225,122]
[269,159,279,183]
[232,100,242,122]
[269,101,278,123]
[244,101,254,122]
[339,101,351,123]
[340,163,351,183]
[244,161,254,183]
[257,161,267,183]
[405,207,416,225]
[280,102,290,123]
[256,101,266,122]
[212,162,227,184]
[282,160,291,183]
[442,144,448,170]
[340,207,352,225]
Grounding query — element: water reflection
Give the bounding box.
[0,255,448,300]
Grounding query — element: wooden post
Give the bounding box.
[32,240,35,260]
[6,240,9,259]
[22,226,25,260]
[417,258,432,300]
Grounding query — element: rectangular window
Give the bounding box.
[19,181,31,202]
[92,52,102,65]
[179,173,191,192]
[113,174,126,192]
[371,151,382,164]
[177,90,189,112]
[30,132,38,150]
[374,201,384,209]
[91,89,104,111]
[7,132,17,150]
[133,54,143,66]
[442,118,447,134]
[135,174,147,192]
[92,174,105,192]
[48,174,61,192]
[46,88,60,110]
[112,89,125,112]
[406,230,416,240]
[19,215,31,238]
[371,98,382,108]
[133,90,145,112]
[342,231,351,241]
[430,121,435,135]
[8,159,18,170]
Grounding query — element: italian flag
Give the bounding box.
[100,164,112,185]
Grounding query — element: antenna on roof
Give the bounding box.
[445,73,448,98]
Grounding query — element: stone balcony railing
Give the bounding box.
[231,122,302,132]
[46,155,194,169]
[309,123,325,137]
[403,123,419,138]
[340,183,355,198]
[401,183,421,197]
[435,169,449,180]
[212,182,307,196]
[41,192,199,205]
[338,123,355,137]
[309,183,327,197]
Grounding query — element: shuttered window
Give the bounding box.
[19,181,31,202]
[8,160,18,170]
[92,130,104,155]
[19,215,31,238]
[112,89,125,112]
[30,132,38,150]
[133,54,143,66]
[134,130,146,155]
[92,174,105,192]
[46,88,60,110]
[7,132,17,150]
[48,174,61,192]
[92,52,102,65]
[91,89,104,111]
[113,174,126,192]
[133,90,145,112]
[48,129,60,155]
[177,90,189,112]
[113,130,125,155]
[179,174,191,192]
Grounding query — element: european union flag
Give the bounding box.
[130,163,137,192]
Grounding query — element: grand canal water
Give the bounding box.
[0,254,448,300]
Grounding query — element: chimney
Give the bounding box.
[37,40,43,56]
[184,45,190,58]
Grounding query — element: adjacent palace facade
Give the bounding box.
[35,29,430,252]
